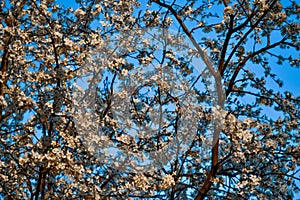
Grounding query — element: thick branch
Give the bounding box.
[0,34,11,97]
[34,166,47,200]
[218,15,234,74]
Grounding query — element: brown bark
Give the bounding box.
[0,34,10,97]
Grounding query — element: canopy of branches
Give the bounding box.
[0,0,299,199]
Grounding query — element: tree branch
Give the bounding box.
[226,38,287,97]
[150,1,225,199]
[222,0,277,75]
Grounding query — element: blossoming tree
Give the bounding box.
[0,0,299,199]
